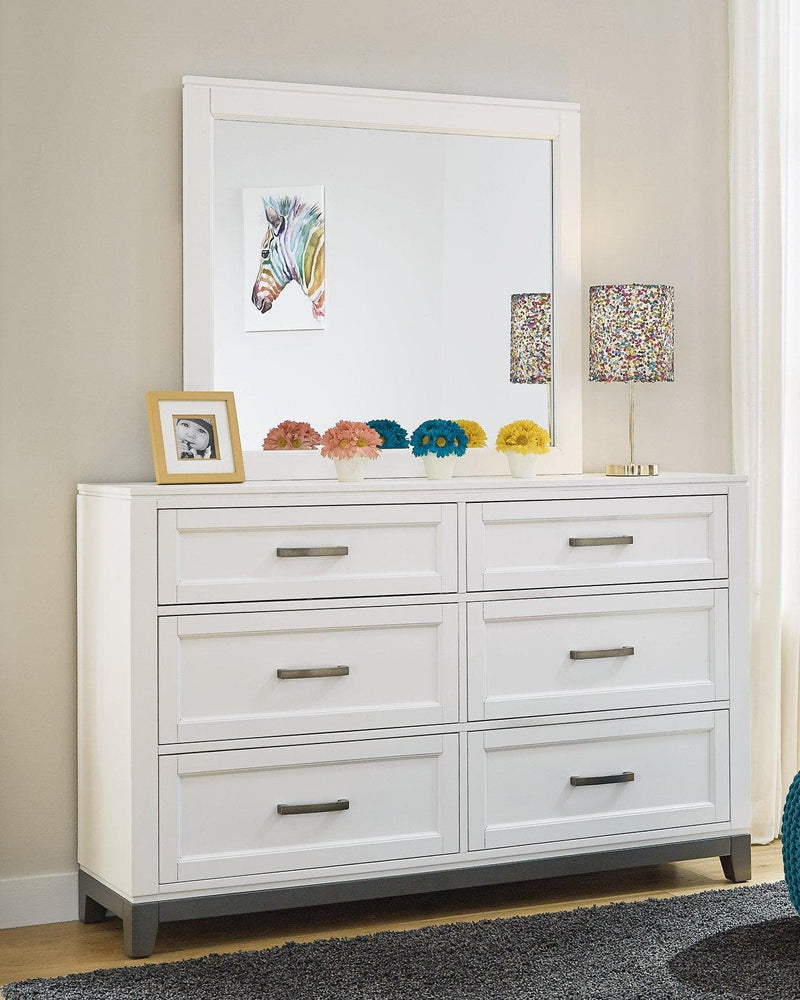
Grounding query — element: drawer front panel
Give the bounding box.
[466,496,728,591]
[159,735,459,882]
[468,712,729,850]
[467,590,729,720]
[159,604,460,742]
[158,504,458,604]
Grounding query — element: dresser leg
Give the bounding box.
[122,901,159,958]
[720,834,751,882]
[78,887,107,924]
[78,870,109,924]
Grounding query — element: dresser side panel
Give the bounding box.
[727,481,751,830]
[77,494,134,894]
[77,495,159,898]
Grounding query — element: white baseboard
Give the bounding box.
[0,871,79,929]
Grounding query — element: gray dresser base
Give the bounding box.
[79,834,752,958]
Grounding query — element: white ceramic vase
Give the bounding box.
[422,454,458,480]
[333,456,371,482]
[505,450,539,479]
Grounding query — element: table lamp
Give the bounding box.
[510,292,552,430]
[588,283,674,476]
[510,292,551,385]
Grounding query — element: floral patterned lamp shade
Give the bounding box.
[588,283,674,477]
[510,292,552,384]
[588,284,674,383]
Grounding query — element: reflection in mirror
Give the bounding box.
[211,121,553,450]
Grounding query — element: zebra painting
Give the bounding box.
[250,194,325,323]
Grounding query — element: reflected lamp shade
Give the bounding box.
[510,292,552,384]
[589,284,674,383]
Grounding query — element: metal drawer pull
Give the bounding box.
[277,799,350,815]
[568,535,634,547]
[276,546,349,558]
[570,646,635,661]
[276,665,350,680]
[570,771,635,787]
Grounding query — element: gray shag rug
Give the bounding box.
[5,880,800,999]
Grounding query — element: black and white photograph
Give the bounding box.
[174,414,217,459]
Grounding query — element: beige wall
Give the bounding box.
[0,0,730,880]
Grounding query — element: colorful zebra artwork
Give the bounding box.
[246,188,325,330]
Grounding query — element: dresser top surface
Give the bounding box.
[77,473,746,502]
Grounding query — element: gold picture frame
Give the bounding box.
[146,391,245,484]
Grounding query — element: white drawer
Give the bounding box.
[468,711,729,850]
[159,604,460,742]
[466,496,728,591]
[158,735,459,882]
[467,590,729,720]
[157,504,458,604]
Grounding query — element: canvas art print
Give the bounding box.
[243,185,325,332]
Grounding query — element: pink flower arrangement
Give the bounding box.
[262,420,321,451]
[320,420,381,460]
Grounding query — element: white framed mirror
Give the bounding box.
[183,77,582,477]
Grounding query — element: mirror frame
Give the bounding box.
[182,77,582,476]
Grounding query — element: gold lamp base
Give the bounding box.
[603,383,659,477]
[605,463,659,477]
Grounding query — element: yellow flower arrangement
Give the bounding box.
[495,419,550,455]
[456,419,487,448]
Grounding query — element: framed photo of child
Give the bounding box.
[146,391,245,484]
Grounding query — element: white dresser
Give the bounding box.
[76,474,750,956]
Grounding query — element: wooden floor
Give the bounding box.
[0,841,784,988]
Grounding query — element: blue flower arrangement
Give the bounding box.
[367,419,409,449]
[410,419,468,458]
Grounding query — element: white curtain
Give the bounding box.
[730,0,800,843]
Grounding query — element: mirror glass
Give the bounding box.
[210,120,553,450]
